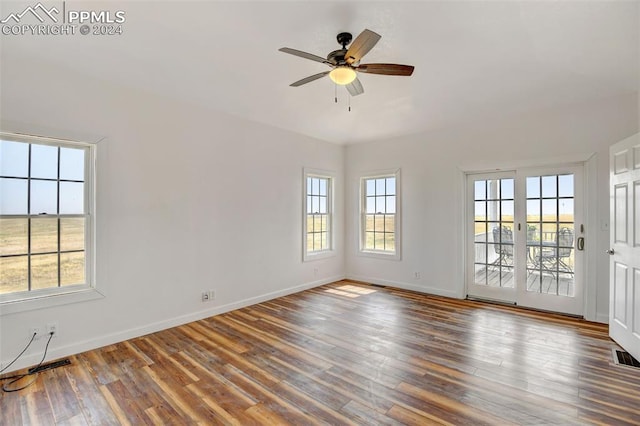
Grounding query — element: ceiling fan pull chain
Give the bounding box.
[334,84,338,103]
[348,93,351,112]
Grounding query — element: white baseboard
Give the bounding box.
[2,275,345,373]
[345,274,462,299]
[596,312,609,324]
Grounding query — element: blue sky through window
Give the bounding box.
[474,176,574,217]
[0,139,85,215]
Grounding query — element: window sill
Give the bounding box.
[358,250,401,261]
[303,250,336,262]
[0,287,104,316]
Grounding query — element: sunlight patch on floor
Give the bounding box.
[324,284,377,298]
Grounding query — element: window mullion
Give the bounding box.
[384,179,387,254]
[27,144,32,292]
[57,146,61,288]
[312,213,316,251]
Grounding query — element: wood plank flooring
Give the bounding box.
[2,280,640,425]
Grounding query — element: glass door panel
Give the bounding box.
[518,167,583,316]
[468,174,516,302]
[525,174,575,297]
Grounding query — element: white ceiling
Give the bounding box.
[1,1,638,144]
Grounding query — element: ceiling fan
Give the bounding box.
[279,29,414,96]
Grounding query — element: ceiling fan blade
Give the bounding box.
[356,63,415,76]
[345,29,381,65]
[290,71,330,87]
[345,77,364,96]
[279,47,330,65]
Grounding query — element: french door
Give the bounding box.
[467,166,585,316]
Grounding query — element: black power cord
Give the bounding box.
[0,332,36,375]
[1,332,54,393]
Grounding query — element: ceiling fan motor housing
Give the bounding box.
[327,49,348,65]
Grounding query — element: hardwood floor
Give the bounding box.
[2,280,640,425]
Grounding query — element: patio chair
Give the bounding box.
[540,227,574,277]
[556,227,574,273]
[491,226,513,266]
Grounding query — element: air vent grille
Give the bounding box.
[612,349,640,369]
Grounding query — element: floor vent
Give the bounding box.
[28,358,71,374]
[612,349,640,369]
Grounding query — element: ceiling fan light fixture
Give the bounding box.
[329,66,356,85]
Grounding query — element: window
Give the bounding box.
[360,170,400,258]
[303,170,333,261]
[0,133,95,307]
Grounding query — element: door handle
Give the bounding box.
[605,248,615,255]
[577,237,584,251]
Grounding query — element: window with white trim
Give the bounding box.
[303,170,333,260]
[360,170,400,258]
[0,134,94,304]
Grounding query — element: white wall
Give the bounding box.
[1,52,637,372]
[0,56,345,371]
[345,93,639,322]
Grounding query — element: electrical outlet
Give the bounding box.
[29,326,42,340]
[201,291,210,302]
[209,290,215,300]
[46,322,59,337]
[414,272,421,279]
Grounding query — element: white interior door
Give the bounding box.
[609,133,640,361]
[467,166,585,316]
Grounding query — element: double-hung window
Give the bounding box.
[360,170,401,259]
[0,133,95,308]
[303,169,333,261]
